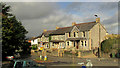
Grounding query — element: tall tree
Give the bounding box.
[1,3,28,59]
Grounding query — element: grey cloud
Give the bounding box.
[66,2,118,12]
[6,2,118,37]
[7,2,58,20]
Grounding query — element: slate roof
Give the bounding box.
[50,26,74,35]
[75,21,97,31]
[50,21,97,35]
[38,30,55,37]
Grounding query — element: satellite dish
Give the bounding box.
[94,15,98,17]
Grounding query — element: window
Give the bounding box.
[76,32,78,37]
[67,42,69,46]
[69,32,71,37]
[83,31,85,37]
[81,41,83,46]
[74,32,76,37]
[85,41,86,46]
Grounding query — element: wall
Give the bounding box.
[40,35,49,42]
[90,23,107,49]
[31,39,38,45]
[51,35,65,41]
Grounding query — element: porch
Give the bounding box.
[50,40,65,49]
[66,38,90,50]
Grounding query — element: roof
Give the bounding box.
[50,21,97,35]
[51,26,73,35]
[38,30,55,37]
[75,21,97,31]
[28,37,38,41]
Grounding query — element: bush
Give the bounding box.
[115,53,120,58]
[32,45,38,50]
[101,39,119,53]
[22,42,31,54]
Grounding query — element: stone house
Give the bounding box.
[38,18,108,51]
[37,30,55,49]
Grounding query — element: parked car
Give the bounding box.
[10,60,40,68]
[6,56,14,60]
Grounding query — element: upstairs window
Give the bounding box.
[82,31,85,37]
[74,32,76,37]
[69,32,71,37]
[76,32,78,37]
[83,31,85,37]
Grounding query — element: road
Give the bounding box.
[31,51,119,66]
[2,51,120,68]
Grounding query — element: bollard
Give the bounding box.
[44,56,47,61]
[40,55,42,60]
[58,50,60,56]
[78,52,81,58]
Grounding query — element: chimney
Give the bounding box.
[96,17,100,23]
[43,29,47,32]
[56,26,59,29]
[72,22,76,26]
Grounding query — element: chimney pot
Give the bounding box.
[96,17,100,23]
[72,22,76,26]
[44,29,47,32]
[56,26,59,29]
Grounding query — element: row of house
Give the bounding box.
[30,17,108,51]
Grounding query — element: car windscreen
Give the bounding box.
[15,62,23,68]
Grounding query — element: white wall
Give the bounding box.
[31,39,38,45]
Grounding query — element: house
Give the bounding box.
[37,29,55,49]
[28,37,38,46]
[39,17,108,51]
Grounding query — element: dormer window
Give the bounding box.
[76,32,78,37]
[74,32,76,37]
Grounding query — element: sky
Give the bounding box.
[5,1,119,37]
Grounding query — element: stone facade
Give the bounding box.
[38,18,107,51]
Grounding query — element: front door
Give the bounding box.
[76,41,79,49]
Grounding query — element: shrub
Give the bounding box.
[101,39,118,53]
[32,45,38,50]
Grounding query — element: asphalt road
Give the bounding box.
[2,51,119,68]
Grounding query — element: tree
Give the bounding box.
[1,3,28,59]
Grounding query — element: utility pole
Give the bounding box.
[98,21,101,58]
[95,15,101,58]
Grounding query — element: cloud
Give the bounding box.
[66,2,118,34]
[7,2,58,20]
[6,2,118,37]
[2,0,120,2]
